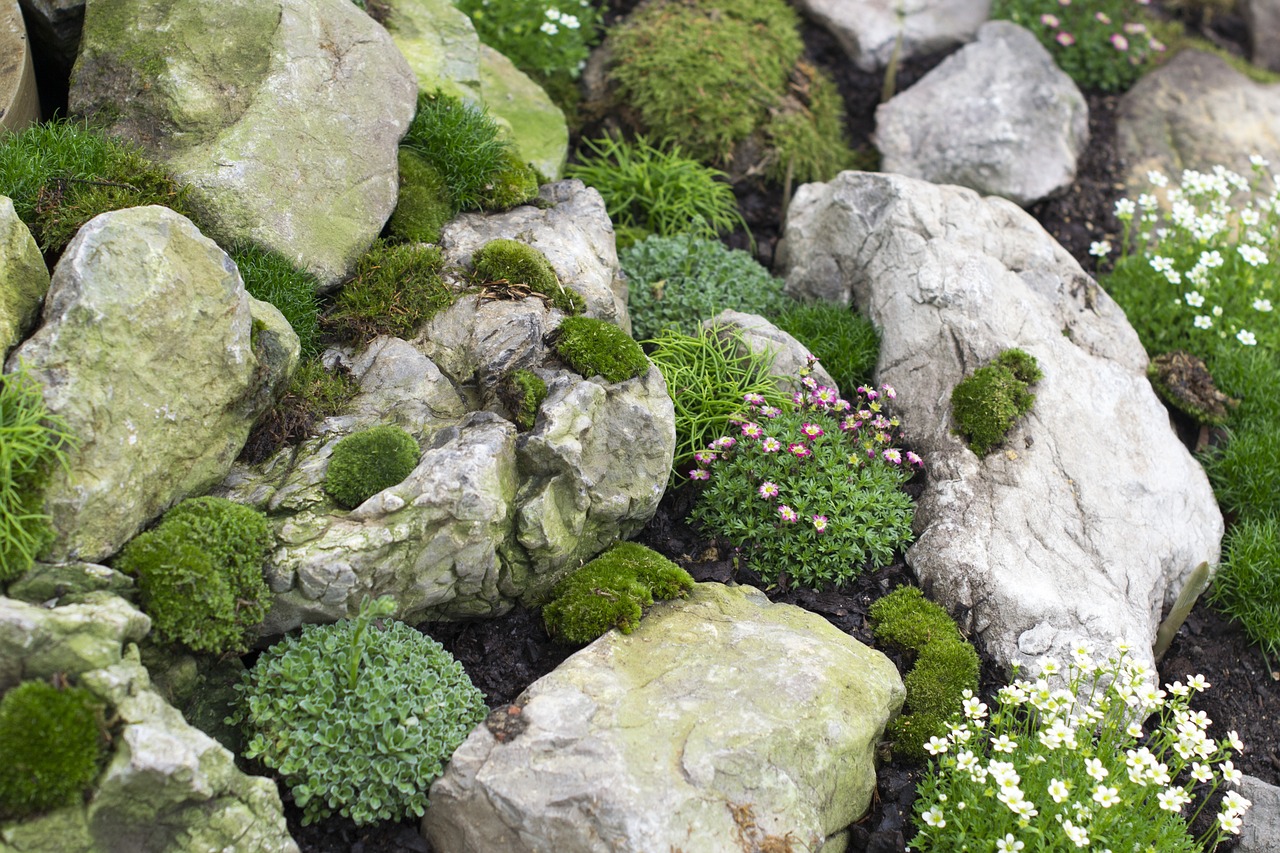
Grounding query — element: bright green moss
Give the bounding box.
[476,149,540,212]
[324,425,420,510]
[0,680,104,820]
[542,542,694,644]
[387,147,454,245]
[114,496,272,655]
[773,302,880,395]
[230,242,321,358]
[472,238,583,315]
[500,368,548,431]
[325,242,456,342]
[765,64,857,185]
[551,316,649,383]
[950,349,1041,457]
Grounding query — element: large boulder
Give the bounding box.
[6,205,298,563]
[68,0,417,288]
[479,44,569,181]
[792,0,990,72]
[1117,50,1280,195]
[1238,775,1280,853]
[0,196,47,356]
[15,0,81,76]
[424,583,904,853]
[875,21,1088,207]
[779,171,1223,679]
[1244,0,1280,73]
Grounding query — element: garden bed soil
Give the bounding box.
[283,4,1278,851]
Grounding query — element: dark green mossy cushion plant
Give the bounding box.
[0,680,105,820]
[324,425,420,510]
[114,496,273,655]
[870,585,980,762]
[551,316,649,383]
[325,242,455,342]
[543,541,695,644]
[230,242,321,358]
[950,348,1043,457]
[387,147,453,245]
[471,238,584,315]
[1208,517,1280,669]
[499,368,548,431]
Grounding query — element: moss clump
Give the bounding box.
[551,316,649,383]
[387,148,453,245]
[774,302,880,395]
[324,426,420,509]
[240,358,360,464]
[870,585,980,762]
[325,242,456,342]
[477,149,541,212]
[0,119,200,257]
[950,348,1042,457]
[765,63,858,185]
[500,369,548,431]
[0,680,105,819]
[230,242,321,358]
[114,497,271,655]
[472,238,583,315]
[543,542,695,644]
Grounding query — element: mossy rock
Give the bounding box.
[0,680,105,820]
[499,368,548,431]
[324,425,421,510]
[551,316,648,384]
[324,242,455,342]
[388,147,454,245]
[472,238,583,315]
[950,348,1041,457]
[542,542,694,644]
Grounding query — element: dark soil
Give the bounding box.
[286,4,1279,851]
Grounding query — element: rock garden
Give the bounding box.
[2,0,1279,851]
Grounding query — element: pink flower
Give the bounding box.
[1040,13,1059,27]
[711,436,737,451]
[872,415,891,430]
[778,504,798,523]
[759,406,781,419]
[1056,31,1075,46]
[1111,33,1129,51]
[761,437,782,453]
[812,514,829,533]
[741,422,763,439]
[907,451,924,467]
[689,469,709,480]
[1124,22,1147,34]
[857,409,873,420]
[694,451,717,464]
[832,398,852,412]
[1095,11,1111,23]
[881,383,897,400]
[840,417,862,432]
[1058,0,1070,5]
[883,448,903,465]
[801,375,818,391]
[758,481,779,499]
[792,390,806,405]
[789,443,813,459]
[743,392,766,407]
[811,386,838,406]
[1148,37,1165,51]
[801,423,825,440]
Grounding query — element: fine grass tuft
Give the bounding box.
[499,368,548,431]
[1208,517,1280,668]
[230,242,321,358]
[773,302,880,395]
[325,242,456,343]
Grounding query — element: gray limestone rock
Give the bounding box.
[875,21,1088,207]
[792,0,990,72]
[1238,774,1280,853]
[3,561,134,605]
[0,592,149,692]
[0,196,47,356]
[704,309,840,396]
[424,583,904,853]
[1244,0,1280,73]
[68,0,417,288]
[779,171,1223,679]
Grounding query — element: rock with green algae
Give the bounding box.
[0,196,47,358]
[0,593,149,693]
[424,582,905,853]
[478,44,568,181]
[3,561,134,605]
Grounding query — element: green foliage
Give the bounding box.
[500,368,548,431]
[471,238,583,315]
[690,372,917,588]
[950,349,1041,457]
[229,242,321,358]
[0,364,74,582]
[1202,421,1280,522]
[765,64,857,185]
[990,0,1178,92]
[401,91,538,214]
[452,0,602,80]
[871,586,979,762]
[620,234,790,342]
[646,326,788,479]
[1210,342,1280,429]
[0,119,199,255]
[551,316,649,383]
[1209,517,1280,666]
[608,0,804,165]
[542,542,694,644]
[324,426,420,510]
[115,497,271,655]
[773,303,880,395]
[326,242,455,342]
[387,147,454,245]
[289,358,360,421]
[0,680,104,819]
[565,135,748,247]
[231,598,488,826]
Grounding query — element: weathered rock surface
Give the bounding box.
[15,0,82,72]
[1117,50,1280,194]
[6,205,298,563]
[704,309,840,395]
[1244,0,1280,73]
[0,592,148,692]
[876,21,1088,207]
[779,171,1223,678]
[424,583,905,853]
[1,0,39,132]
[68,0,417,288]
[4,561,134,605]
[0,196,47,356]
[792,0,990,72]
[1238,774,1280,853]
[480,44,569,181]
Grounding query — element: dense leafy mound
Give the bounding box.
[773,302,880,396]
[0,680,104,820]
[324,425,421,510]
[551,316,649,383]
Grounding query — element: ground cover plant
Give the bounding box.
[773,302,880,397]
[470,238,584,315]
[621,234,791,342]
[452,0,601,83]
[950,349,1043,457]
[566,135,748,247]
[550,315,649,383]
[0,680,104,820]
[0,364,75,582]
[324,425,421,509]
[230,242,321,358]
[763,60,860,185]
[689,361,920,588]
[231,597,487,827]
[324,242,456,343]
[910,647,1251,851]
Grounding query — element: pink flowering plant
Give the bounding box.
[911,645,1251,852]
[992,0,1176,91]
[688,358,920,589]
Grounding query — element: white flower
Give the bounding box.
[1115,198,1137,219]
[1185,291,1205,307]
[1254,298,1273,312]
[1218,812,1244,834]
[1213,304,1224,317]
[1239,244,1268,266]
[539,20,559,34]
[1149,255,1175,274]
[1048,778,1070,803]
[925,736,949,755]
[1222,760,1244,785]
[1191,762,1215,783]
[561,13,580,28]
[1158,787,1191,812]
[1228,730,1245,751]
[922,806,946,828]
[996,835,1025,853]
[1241,208,1261,227]
[1138,193,1158,211]
[1126,721,1144,738]
[545,6,561,19]
[1167,680,1190,696]
[1093,785,1121,808]
[1086,758,1109,782]
[963,695,988,719]
[1089,240,1112,257]
[1148,170,1169,187]
[1199,249,1225,268]
[955,750,979,772]
[1063,819,1089,847]
[991,734,1017,753]
[1222,790,1252,817]
[1187,674,1210,692]
[1194,315,1214,329]
[1250,154,1271,168]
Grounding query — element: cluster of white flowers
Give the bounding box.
[539,6,581,35]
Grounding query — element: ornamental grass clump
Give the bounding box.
[324,425,421,510]
[229,242,321,358]
[689,359,919,588]
[231,597,487,826]
[773,302,881,396]
[0,680,105,820]
[950,349,1042,457]
[1208,517,1280,673]
[910,646,1251,851]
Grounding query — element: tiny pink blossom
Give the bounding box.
[812,515,829,533]
[881,383,897,399]
[1148,37,1165,50]
[758,481,780,499]
[778,504,798,523]
[761,437,782,453]
[841,417,863,432]
[907,451,924,467]
[1040,13,1059,27]
[832,398,852,412]
[743,392,766,406]
[857,409,873,420]
[801,423,825,440]
[741,422,764,439]
[1058,0,1070,5]
[689,469,709,481]
[759,405,781,419]
[1095,11,1111,23]
[792,391,806,405]
[1056,31,1075,46]
[811,386,838,406]
[884,448,903,465]
[1110,33,1129,51]
[801,375,818,390]
[1124,22,1146,34]
[872,415,891,430]
[693,451,716,464]
[789,443,813,459]
[712,436,737,451]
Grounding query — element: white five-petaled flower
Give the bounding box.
[1239,244,1268,266]
[1062,819,1089,847]
[1194,315,1214,329]
[1093,785,1121,808]
[991,735,1017,753]
[1085,758,1109,782]
[1148,170,1169,187]
[1222,760,1244,785]
[1158,787,1191,812]
[1238,330,1258,346]
[1228,730,1245,751]
[924,736,949,756]
[1115,198,1137,219]
[921,806,945,828]
[1048,778,1070,803]
[1254,298,1273,312]
[1219,812,1244,834]
[1089,240,1112,257]
[1185,291,1205,307]
[996,835,1024,853]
